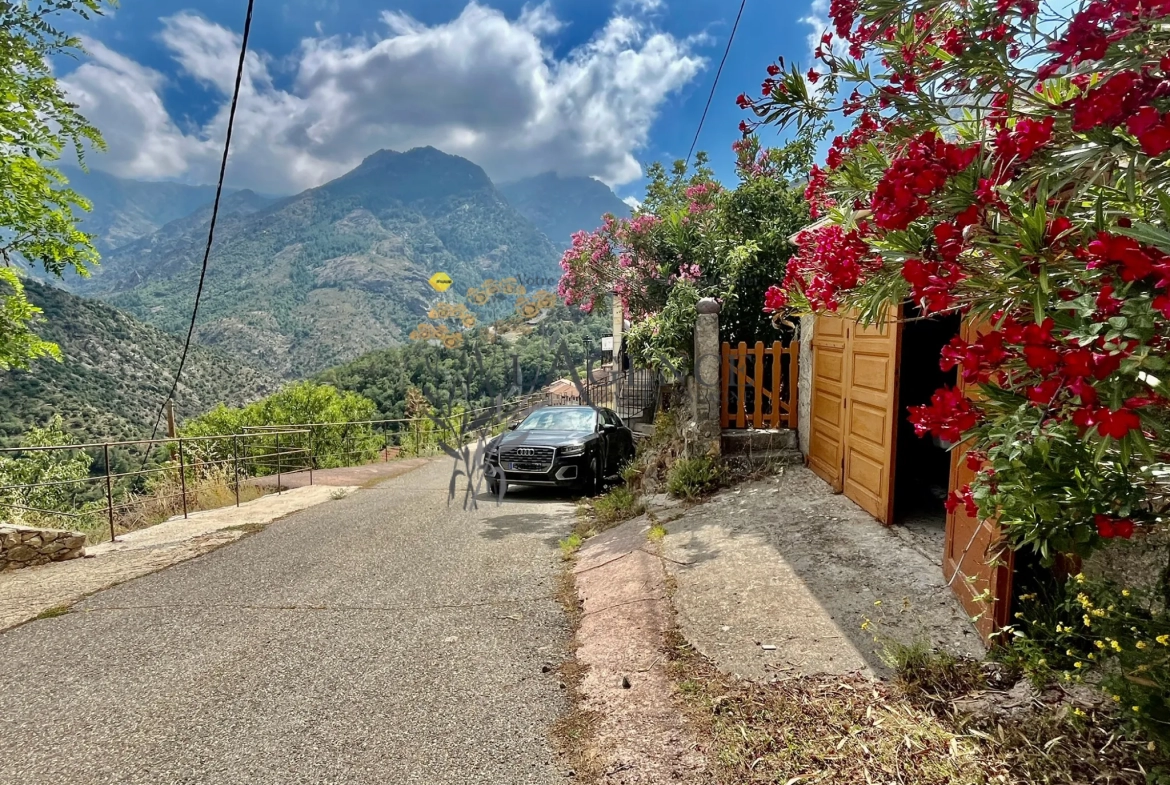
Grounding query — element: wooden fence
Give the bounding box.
[720,341,799,429]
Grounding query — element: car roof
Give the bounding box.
[528,406,599,414]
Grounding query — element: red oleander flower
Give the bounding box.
[909,386,981,442]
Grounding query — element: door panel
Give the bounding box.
[944,319,1015,643]
[808,313,848,490]
[842,315,902,523]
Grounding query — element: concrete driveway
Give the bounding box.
[0,459,578,785]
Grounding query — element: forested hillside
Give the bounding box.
[84,147,563,378]
[0,281,276,445]
[499,173,631,249]
[317,305,610,419]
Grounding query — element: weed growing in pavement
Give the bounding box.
[665,456,722,501]
[329,488,350,501]
[588,486,646,526]
[647,522,667,542]
[35,605,71,620]
[559,533,584,560]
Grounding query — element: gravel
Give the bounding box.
[0,460,578,785]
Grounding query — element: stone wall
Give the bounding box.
[1,524,87,571]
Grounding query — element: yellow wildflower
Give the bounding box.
[1113,695,1122,702]
[1075,573,1085,583]
[1072,707,1086,718]
[1095,640,1106,649]
[1084,615,1092,628]
[1133,706,1141,714]
[1093,608,1106,617]
[1122,589,1131,597]
[1157,635,1169,646]
[1073,662,1083,669]
[1111,640,1123,652]
[1136,641,1148,650]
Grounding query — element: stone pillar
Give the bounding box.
[693,298,722,455]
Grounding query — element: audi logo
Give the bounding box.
[517,448,536,456]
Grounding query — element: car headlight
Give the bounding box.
[559,444,586,457]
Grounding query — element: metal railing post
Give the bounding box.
[178,437,188,519]
[383,425,389,462]
[233,435,241,507]
[308,425,315,486]
[276,431,282,496]
[104,443,115,543]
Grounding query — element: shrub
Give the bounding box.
[666,456,721,500]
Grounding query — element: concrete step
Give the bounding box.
[723,449,804,473]
[721,428,798,455]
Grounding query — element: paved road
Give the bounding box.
[0,460,578,784]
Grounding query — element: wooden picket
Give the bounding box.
[720,340,798,430]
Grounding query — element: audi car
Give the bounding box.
[483,406,635,496]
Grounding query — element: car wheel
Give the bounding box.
[586,457,602,496]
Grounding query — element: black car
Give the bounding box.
[483,406,636,496]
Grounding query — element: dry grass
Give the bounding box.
[99,468,270,543]
[665,627,1164,785]
[551,565,605,783]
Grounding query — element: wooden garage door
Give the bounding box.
[808,313,847,490]
[944,320,1014,641]
[808,312,901,522]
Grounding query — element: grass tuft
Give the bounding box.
[559,532,584,560]
[666,456,722,501]
[35,605,72,620]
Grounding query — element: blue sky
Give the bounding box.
[60,0,823,203]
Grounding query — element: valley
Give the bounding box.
[6,147,628,442]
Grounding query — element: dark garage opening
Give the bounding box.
[894,305,962,557]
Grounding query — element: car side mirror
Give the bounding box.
[507,423,518,431]
[602,423,617,432]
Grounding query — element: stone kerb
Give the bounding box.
[0,524,87,571]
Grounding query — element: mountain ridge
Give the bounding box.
[84,147,565,378]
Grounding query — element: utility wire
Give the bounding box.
[144,0,256,450]
[683,0,748,172]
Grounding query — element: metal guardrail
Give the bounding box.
[0,429,312,543]
[0,394,551,543]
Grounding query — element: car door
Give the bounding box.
[600,409,629,473]
[609,409,634,466]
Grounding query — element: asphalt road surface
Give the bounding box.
[0,459,579,785]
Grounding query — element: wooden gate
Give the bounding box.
[808,312,902,523]
[720,341,798,429]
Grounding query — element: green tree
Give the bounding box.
[0,0,113,370]
[0,415,96,528]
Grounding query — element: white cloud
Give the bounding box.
[623,195,643,210]
[62,2,705,194]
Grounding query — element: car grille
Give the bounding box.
[500,446,555,472]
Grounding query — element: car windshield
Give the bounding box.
[517,408,596,432]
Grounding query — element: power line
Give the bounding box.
[144,0,256,448]
[684,0,748,172]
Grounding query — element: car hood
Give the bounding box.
[491,430,595,449]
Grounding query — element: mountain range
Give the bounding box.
[58,148,630,379]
